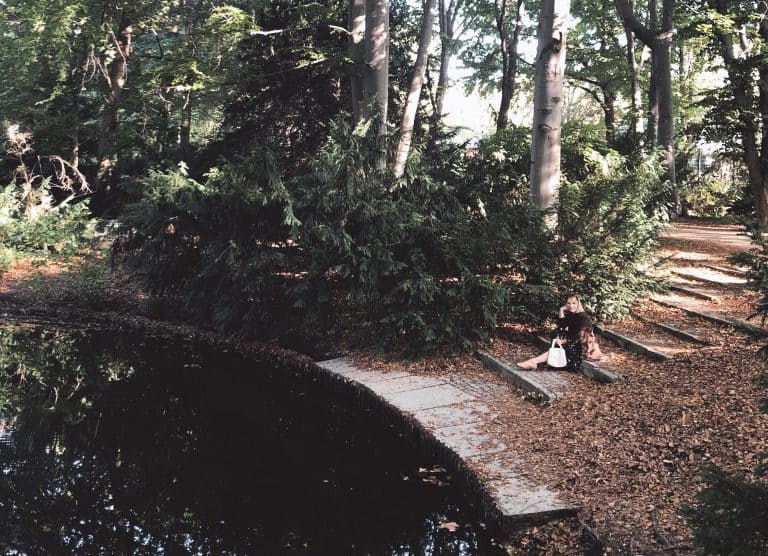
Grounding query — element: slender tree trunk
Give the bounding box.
[495,0,523,130]
[529,0,570,210]
[604,88,616,141]
[615,0,676,189]
[96,20,132,187]
[622,7,643,135]
[361,0,389,123]
[393,0,437,178]
[712,11,768,224]
[361,0,390,168]
[349,0,366,123]
[435,0,458,121]
[180,85,192,151]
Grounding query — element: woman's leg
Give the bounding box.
[516,351,548,369]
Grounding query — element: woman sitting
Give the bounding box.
[517,294,602,370]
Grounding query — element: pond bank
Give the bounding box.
[0,302,573,540]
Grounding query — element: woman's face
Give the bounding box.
[565,297,580,313]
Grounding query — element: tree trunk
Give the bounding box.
[96,20,132,187]
[615,0,676,188]
[393,0,437,178]
[529,0,570,210]
[622,6,643,135]
[361,0,390,168]
[604,88,616,141]
[435,0,461,122]
[361,0,389,124]
[349,0,366,123]
[495,0,523,131]
[712,13,768,224]
[180,84,192,151]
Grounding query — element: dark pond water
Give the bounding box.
[0,324,507,555]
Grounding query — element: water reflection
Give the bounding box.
[0,325,506,555]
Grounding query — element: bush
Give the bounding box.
[683,228,768,555]
[296,119,544,352]
[0,184,96,270]
[729,222,768,323]
[552,149,669,320]
[115,155,299,334]
[682,463,768,555]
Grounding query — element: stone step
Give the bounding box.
[316,357,580,530]
[476,350,569,402]
[671,268,747,286]
[534,336,621,384]
[593,324,672,361]
[651,298,768,336]
[635,317,713,345]
[668,283,719,301]
[699,263,748,278]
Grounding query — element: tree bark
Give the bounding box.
[615,0,676,190]
[710,4,768,224]
[349,0,366,123]
[393,0,437,178]
[361,0,389,124]
[529,0,570,210]
[621,4,643,135]
[435,0,465,121]
[96,20,132,187]
[361,0,390,168]
[180,84,192,151]
[495,0,523,130]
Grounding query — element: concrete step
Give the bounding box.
[593,324,673,361]
[651,297,768,336]
[699,263,748,278]
[635,317,713,345]
[316,357,580,530]
[476,350,570,402]
[534,336,621,384]
[671,267,747,286]
[668,283,719,301]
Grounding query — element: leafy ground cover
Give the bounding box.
[0,219,765,554]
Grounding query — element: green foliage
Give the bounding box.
[115,154,299,335]
[682,464,768,555]
[685,225,768,554]
[0,186,97,270]
[297,119,542,352]
[729,222,768,322]
[554,148,669,320]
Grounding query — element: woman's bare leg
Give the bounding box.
[516,351,548,369]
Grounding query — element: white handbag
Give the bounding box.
[546,339,568,368]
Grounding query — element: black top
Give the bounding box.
[554,311,593,342]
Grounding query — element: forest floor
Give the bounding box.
[1,218,767,555]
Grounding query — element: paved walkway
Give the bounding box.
[660,220,752,251]
[316,358,579,531]
[317,221,761,539]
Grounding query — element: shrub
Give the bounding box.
[0,185,96,270]
[729,222,768,323]
[682,463,768,555]
[115,155,299,334]
[295,119,544,352]
[552,149,669,320]
[683,225,768,555]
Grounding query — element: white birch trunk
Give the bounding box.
[393,0,437,178]
[529,0,570,210]
[349,0,366,123]
[361,0,390,124]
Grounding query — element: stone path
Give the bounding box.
[314,221,762,537]
[316,357,580,531]
[479,220,764,402]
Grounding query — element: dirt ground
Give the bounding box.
[1,219,766,555]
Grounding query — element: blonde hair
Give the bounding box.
[565,294,585,313]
